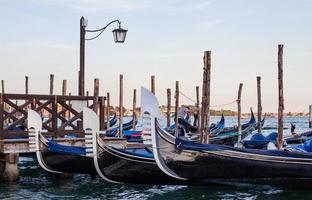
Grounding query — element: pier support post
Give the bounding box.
[277,44,284,149]
[200,51,211,144]
[151,75,155,95]
[309,105,312,128]
[174,81,179,137]
[93,78,99,113]
[195,86,200,128]
[25,76,29,95]
[257,76,262,133]
[166,88,171,128]
[0,153,19,182]
[119,75,124,137]
[106,92,110,130]
[237,83,243,144]
[132,89,137,130]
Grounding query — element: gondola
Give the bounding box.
[27,110,135,175]
[142,87,312,186]
[105,116,138,137]
[28,110,96,175]
[103,114,118,129]
[176,114,225,133]
[82,107,189,184]
[285,130,312,144]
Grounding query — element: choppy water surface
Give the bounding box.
[1,116,312,200]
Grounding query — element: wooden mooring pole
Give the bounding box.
[25,76,29,95]
[0,80,3,146]
[167,88,171,128]
[237,83,243,144]
[119,75,124,137]
[195,86,200,128]
[1,80,4,94]
[257,76,262,133]
[309,105,312,128]
[200,51,211,144]
[107,92,110,130]
[100,96,105,131]
[174,81,179,137]
[62,80,67,119]
[132,89,137,130]
[277,44,284,149]
[93,79,99,113]
[151,75,155,95]
[49,74,54,95]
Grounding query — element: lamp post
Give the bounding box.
[79,16,128,96]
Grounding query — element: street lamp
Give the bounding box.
[79,16,128,96]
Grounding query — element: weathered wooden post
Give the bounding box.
[62,80,67,96]
[93,79,99,113]
[68,92,72,119]
[49,74,54,95]
[237,83,243,144]
[200,51,211,144]
[195,86,200,128]
[174,81,179,137]
[100,96,105,131]
[132,89,137,130]
[61,80,67,119]
[1,80,5,129]
[107,92,110,130]
[0,80,4,146]
[119,74,124,137]
[1,80,4,94]
[48,74,54,127]
[52,95,58,138]
[151,75,155,95]
[277,44,284,149]
[166,88,171,128]
[309,105,312,128]
[257,76,262,133]
[86,91,89,106]
[25,76,29,95]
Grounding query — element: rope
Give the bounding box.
[210,100,237,108]
[179,91,196,103]
[179,90,237,108]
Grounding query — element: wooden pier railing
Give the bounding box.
[0,93,106,139]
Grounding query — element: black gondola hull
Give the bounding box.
[42,150,96,174]
[154,120,312,186]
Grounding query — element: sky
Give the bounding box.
[0,0,312,113]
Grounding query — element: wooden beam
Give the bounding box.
[106,92,110,129]
[132,89,137,130]
[151,75,155,95]
[61,80,67,119]
[277,44,284,149]
[25,76,29,95]
[62,80,67,96]
[166,88,171,128]
[100,96,105,131]
[195,86,200,128]
[200,51,211,144]
[49,74,54,95]
[119,74,124,137]
[52,96,58,137]
[309,105,312,128]
[1,80,4,94]
[237,83,243,144]
[257,76,262,133]
[174,81,179,137]
[93,79,99,113]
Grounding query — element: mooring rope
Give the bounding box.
[179,90,237,108]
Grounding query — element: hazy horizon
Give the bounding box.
[1,0,312,113]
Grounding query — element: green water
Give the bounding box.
[1,116,312,199]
